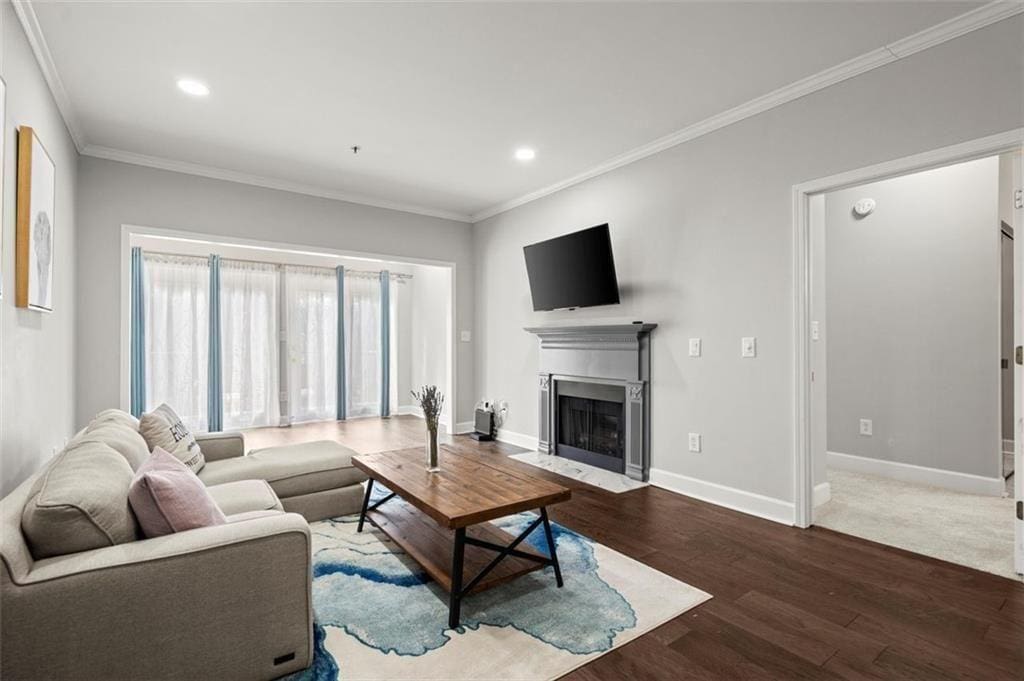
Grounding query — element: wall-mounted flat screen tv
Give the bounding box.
[523,223,620,311]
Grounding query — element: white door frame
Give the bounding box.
[1013,148,1024,575]
[792,128,1024,529]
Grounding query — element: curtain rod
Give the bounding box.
[142,249,413,279]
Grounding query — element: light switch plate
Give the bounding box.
[460,330,472,343]
[811,321,820,341]
[689,338,702,357]
[741,337,757,358]
[688,433,702,453]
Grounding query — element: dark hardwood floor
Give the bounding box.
[247,416,1024,680]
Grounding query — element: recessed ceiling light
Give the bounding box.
[514,147,536,162]
[176,78,210,97]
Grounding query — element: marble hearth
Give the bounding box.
[524,324,656,481]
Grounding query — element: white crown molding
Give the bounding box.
[886,0,1023,57]
[81,144,473,222]
[11,0,85,151]
[470,1,1024,222]
[14,0,1021,223]
[14,0,469,222]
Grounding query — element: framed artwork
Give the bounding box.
[16,125,56,312]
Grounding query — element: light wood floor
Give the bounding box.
[247,416,1024,680]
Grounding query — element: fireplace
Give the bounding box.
[556,381,625,473]
[525,324,656,481]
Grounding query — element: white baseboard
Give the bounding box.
[648,468,794,525]
[813,481,832,507]
[453,421,475,435]
[495,428,539,451]
[827,451,1005,497]
[396,405,423,417]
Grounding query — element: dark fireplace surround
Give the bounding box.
[525,324,656,481]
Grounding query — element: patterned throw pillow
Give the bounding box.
[139,403,206,473]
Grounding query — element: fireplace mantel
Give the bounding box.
[525,323,656,481]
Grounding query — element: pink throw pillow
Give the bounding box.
[128,447,227,538]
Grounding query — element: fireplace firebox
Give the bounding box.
[555,381,625,473]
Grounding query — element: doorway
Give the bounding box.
[792,130,1024,580]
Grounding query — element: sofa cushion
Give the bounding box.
[206,480,283,516]
[21,440,140,559]
[79,423,150,471]
[139,403,205,473]
[128,448,227,538]
[197,440,365,498]
[90,408,141,431]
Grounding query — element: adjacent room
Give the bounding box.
[0,2,1022,680]
[809,154,1021,579]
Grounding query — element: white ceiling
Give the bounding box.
[30,1,986,220]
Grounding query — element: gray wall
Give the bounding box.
[825,157,1001,479]
[0,2,80,495]
[75,156,475,431]
[472,17,1023,505]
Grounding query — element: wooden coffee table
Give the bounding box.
[352,446,572,628]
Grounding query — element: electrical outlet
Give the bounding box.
[741,337,757,358]
[689,338,702,357]
[460,330,472,343]
[859,419,873,436]
[688,433,702,453]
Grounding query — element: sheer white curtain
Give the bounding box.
[285,266,338,423]
[221,260,280,430]
[344,273,381,417]
[143,254,209,431]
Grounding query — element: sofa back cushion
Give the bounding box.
[21,440,140,559]
[90,408,140,432]
[128,448,226,538]
[80,423,151,471]
[139,404,205,473]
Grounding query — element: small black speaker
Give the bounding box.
[471,408,494,441]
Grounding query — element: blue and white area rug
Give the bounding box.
[290,501,711,680]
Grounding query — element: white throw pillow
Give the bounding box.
[139,403,206,474]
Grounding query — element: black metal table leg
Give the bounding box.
[449,527,466,628]
[540,507,563,588]
[357,478,374,533]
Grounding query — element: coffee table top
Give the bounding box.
[352,446,571,529]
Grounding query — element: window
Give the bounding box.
[220,260,280,430]
[284,266,338,423]
[143,254,209,431]
[136,247,406,432]
[344,273,382,418]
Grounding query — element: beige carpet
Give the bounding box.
[815,469,1020,580]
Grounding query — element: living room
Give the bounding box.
[1,2,1023,680]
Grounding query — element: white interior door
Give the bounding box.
[1014,148,1023,576]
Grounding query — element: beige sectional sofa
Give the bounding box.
[0,408,367,680]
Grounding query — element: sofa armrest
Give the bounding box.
[2,514,312,680]
[196,430,246,461]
